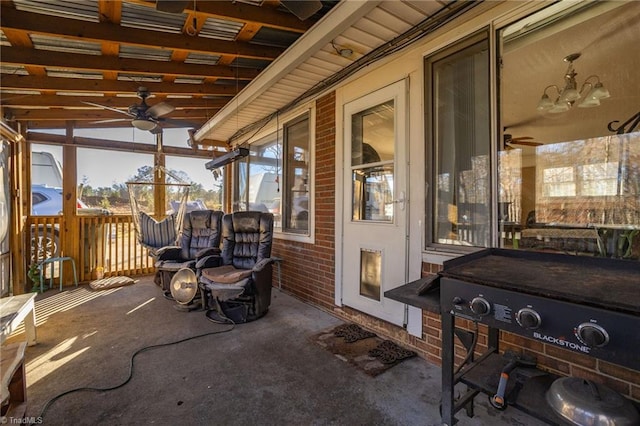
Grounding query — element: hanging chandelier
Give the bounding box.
[536,53,610,114]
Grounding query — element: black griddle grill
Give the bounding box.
[438,249,640,425]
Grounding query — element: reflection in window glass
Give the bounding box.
[234,133,281,218]
[582,163,618,196]
[351,99,395,223]
[543,167,576,197]
[233,157,248,212]
[351,101,393,166]
[427,35,490,247]
[500,2,640,258]
[284,114,310,232]
[352,165,394,222]
[233,113,313,235]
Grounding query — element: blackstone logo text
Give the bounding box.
[533,332,591,353]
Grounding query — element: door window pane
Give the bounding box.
[351,101,394,166]
[351,100,395,222]
[352,165,394,221]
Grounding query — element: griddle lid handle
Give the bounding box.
[417,275,440,295]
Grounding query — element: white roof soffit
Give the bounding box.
[194,0,381,143]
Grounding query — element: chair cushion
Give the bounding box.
[155,260,195,272]
[202,264,252,284]
[140,212,176,248]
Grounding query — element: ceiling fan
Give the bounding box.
[504,134,543,150]
[83,87,177,133]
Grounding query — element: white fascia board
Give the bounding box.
[194,0,382,142]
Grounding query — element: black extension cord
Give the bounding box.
[38,322,235,419]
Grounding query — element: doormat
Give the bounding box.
[313,324,417,377]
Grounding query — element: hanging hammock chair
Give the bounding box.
[126,166,190,257]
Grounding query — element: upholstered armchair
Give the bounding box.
[197,211,275,323]
[154,209,224,299]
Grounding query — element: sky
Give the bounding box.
[32,127,220,191]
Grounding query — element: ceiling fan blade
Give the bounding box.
[511,140,543,147]
[512,136,534,141]
[91,118,129,124]
[82,101,134,117]
[155,1,190,14]
[146,102,175,119]
[280,0,322,20]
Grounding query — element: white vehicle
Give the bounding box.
[32,151,63,188]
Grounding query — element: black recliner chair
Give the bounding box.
[154,210,224,300]
[197,211,275,323]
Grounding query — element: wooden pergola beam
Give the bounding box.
[0,7,285,60]
[0,75,245,96]
[27,131,216,157]
[0,95,228,109]
[1,47,261,80]
[126,0,312,33]
[6,108,213,121]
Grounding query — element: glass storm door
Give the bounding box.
[341,81,408,325]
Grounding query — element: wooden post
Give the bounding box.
[8,125,28,294]
[154,132,166,218]
[62,122,79,287]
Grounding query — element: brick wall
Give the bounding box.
[270,90,640,403]
[272,91,336,310]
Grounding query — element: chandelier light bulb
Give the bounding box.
[536,93,554,111]
[549,101,570,114]
[590,82,610,100]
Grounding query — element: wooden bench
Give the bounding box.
[1,342,27,417]
[0,293,37,346]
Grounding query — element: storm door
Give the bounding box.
[341,81,408,325]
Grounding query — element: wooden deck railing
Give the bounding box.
[28,215,155,284]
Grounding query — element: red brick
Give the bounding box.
[544,345,597,370]
[631,384,640,401]
[500,332,545,352]
[598,360,640,386]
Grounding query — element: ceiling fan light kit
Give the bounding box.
[83,87,179,133]
[131,118,158,132]
[536,53,610,114]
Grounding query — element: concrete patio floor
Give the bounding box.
[5,277,546,425]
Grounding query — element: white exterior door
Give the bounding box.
[341,80,408,325]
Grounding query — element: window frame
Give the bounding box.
[282,112,311,233]
[232,105,315,243]
[424,30,492,252]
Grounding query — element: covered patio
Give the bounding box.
[2,1,639,424]
[5,277,543,425]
